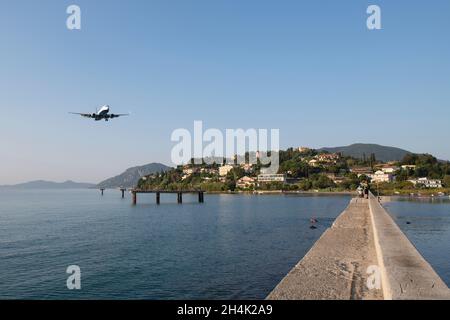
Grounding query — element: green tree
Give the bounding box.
[312,175,335,189]
[444,175,450,188]
[395,169,409,182]
[298,179,313,191]
[225,170,237,191]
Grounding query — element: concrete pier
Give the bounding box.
[267,195,450,300]
[130,190,205,205]
[368,193,450,300]
[268,198,382,300]
[198,191,204,203]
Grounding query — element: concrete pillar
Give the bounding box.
[156,192,160,205]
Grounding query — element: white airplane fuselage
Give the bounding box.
[97,105,110,116]
[93,105,111,121]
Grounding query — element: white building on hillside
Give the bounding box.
[309,159,319,167]
[219,165,234,177]
[236,176,256,188]
[370,170,393,183]
[183,168,195,175]
[408,178,442,188]
[298,147,311,153]
[350,167,373,177]
[257,174,286,183]
[381,166,399,174]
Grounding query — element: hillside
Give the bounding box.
[97,163,171,189]
[318,143,412,162]
[0,180,96,189]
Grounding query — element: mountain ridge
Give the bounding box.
[0,180,96,189]
[318,143,412,162]
[97,162,171,189]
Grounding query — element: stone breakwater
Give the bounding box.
[267,195,450,300]
[368,193,449,300]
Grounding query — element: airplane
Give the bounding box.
[70,105,129,121]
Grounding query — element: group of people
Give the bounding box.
[357,183,371,199]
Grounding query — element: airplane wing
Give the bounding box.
[69,112,94,118]
[109,113,130,118]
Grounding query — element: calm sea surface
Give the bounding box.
[0,190,448,299]
[0,189,350,299]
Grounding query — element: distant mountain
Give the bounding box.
[318,143,412,162]
[97,163,171,189]
[0,180,96,189]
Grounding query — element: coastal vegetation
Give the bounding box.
[137,147,450,196]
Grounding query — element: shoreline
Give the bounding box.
[98,188,448,199]
[376,190,450,197]
[202,190,356,196]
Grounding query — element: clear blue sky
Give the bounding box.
[1,0,449,184]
